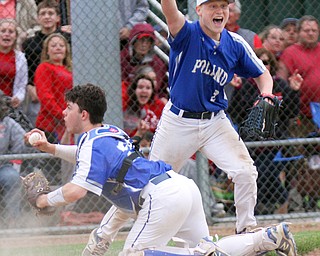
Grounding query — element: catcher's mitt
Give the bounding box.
[21,172,56,215]
[240,93,281,140]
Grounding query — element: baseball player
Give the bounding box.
[148,0,274,234]
[25,84,296,256]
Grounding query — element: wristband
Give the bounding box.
[47,187,67,206]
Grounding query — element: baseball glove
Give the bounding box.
[22,172,56,215]
[240,93,281,140]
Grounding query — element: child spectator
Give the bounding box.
[34,33,72,184]
[0,18,28,109]
[22,0,71,125]
[123,74,164,137]
[35,32,72,142]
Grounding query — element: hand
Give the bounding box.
[135,120,150,137]
[27,84,39,102]
[61,25,72,34]
[36,194,49,208]
[119,27,130,40]
[24,129,52,153]
[10,96,21,108]
[288,69,303,91]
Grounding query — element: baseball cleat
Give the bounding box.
[267,222,297,256]
[194,236,230,256]
[82,228,110,256]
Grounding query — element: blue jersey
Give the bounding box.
[71,124,172,213]
[168,20,266,112]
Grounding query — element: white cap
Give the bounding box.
[197,0,235,6]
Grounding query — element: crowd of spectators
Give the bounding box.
[0,0,319,228]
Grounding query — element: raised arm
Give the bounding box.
[161,0,185,37]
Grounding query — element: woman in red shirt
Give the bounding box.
[0,19,28,108]
[34,33,72,142]
[123,74,164,137]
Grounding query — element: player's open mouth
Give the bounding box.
[213,18,223,24]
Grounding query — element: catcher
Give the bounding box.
[23,84,297,256]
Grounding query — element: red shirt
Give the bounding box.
[280,43,320,117]
[35,62,73,139]
[0,0,15,19]
[0,50,15,97]
[123,99,165,137]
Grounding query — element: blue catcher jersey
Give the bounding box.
[70,124,172,214]
[168,20,266,112]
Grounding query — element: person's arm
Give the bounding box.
[36,182,87,208]
[12,51,28,107]
[125,0,149,29]
[253,69,273,95]
[25,129,77,163]
[161,0,185,37]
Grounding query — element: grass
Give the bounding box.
[0,230,319,255]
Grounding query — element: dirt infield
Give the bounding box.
[0,220,319,254]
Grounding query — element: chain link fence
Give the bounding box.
[0,0,319,234]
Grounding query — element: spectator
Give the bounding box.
[0,18,28,109]
[22,0,71,126]
[120,23,168,101]
[227,48,301,214]
[34,32,72,184]
[35,32,72,143]
[118,0,149,50]
[0,94,25,228]
[122,64,159,110]
[225,0,262,49]
[279,18,298,50]
[278,15,320,137]
[0,0,40,50]
[123,74,164,137]
[260,25,285,59]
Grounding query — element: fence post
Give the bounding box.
[70,0,123,127]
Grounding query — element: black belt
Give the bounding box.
[151,172,171,185]
[169,104,219,120]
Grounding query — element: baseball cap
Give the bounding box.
[279,18,298,29]
[197,0,235,6]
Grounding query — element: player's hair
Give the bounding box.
[65,84,107,124]
[41,33,72,71]
[297,15,319,32]
[126,74,155,114]
[37,0,60,15]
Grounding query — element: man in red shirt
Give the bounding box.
[278,15,320,137]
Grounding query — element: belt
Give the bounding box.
[169,104,219,120]
[151,172,171,185]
